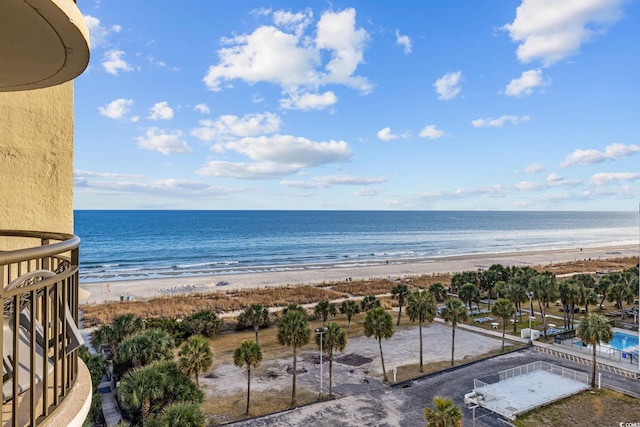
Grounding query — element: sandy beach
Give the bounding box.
[79,244,638,305]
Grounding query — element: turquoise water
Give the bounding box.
[609,332,639,351]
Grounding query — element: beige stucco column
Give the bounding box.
[0,82,75,235]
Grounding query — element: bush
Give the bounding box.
[183,310,221,338]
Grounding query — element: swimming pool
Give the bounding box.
[608,332,639,351]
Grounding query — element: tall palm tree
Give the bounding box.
[363,307,394,382]
[427,283,447,302]
[119,363,166,424]
[340,300,360,332]
[240,304,270,346]
[406,290,436,372]
[440,298,468,366]
[316,322,346,396]
[277,309,311,404]
[154,401,206,427]
[391,283,410,326]
[233,340,263,414]
[577,314,613,387]
[314,300,337,325]
[529,271,558,336]
[505,280,527,331]
[360,294,381,312]
[491,298,516,351]
[178,335,214,389]
[423,396,462,427]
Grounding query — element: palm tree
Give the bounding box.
[577,314,613,387]
[119,363,166,424]
[316,322,346,396]
[491,298,516,351]
[406,290,436,372]
[440,298,468,366]
[178,335,213,388]
[314,300,337,325]
[360,294,381,312]
[153,401,206,427]
[277,308,311,404]
[363,307,394,382]
[459,283,480,310]
[340,300,360,332]
[529,271,558,336]
[112,313,145,340]
[428,283,447,302]
[423,396,462,427]
[240,304,270,346]
[391,283,410,326]
[233,340,263,414]
[114,328,175,377]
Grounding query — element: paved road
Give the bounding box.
[229,346,640,427]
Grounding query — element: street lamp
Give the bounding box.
[528,291,534,345]
[315,326,328,398]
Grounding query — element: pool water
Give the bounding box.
[608,332,639,351]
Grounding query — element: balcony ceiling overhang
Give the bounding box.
[0,0,90,92]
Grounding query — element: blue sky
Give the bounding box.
[74,0,640,211]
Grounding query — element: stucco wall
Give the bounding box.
[0,82,74,236]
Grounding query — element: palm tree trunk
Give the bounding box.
[142,398,150,424]
[513,311,517,333]
[347,316,351,333]
[451,326,456,366]
[501,322,506,352]
[378,338,388,382]
[246,366,251,414]
[591,345,597,388]
[396,304,402,326]
[195,372,200,388]
[418,320,424,372]
[254,325,260,346]
[291,346,297,404]
[329,355,333,396]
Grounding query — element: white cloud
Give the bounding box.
[98,98,134,120]
[221,135,351,165]
[203,8,371,101]
[395,30,412,54]
[419,125,445,139]
[524,163,545,173]
[377,127,399,141]
[433,71,462,100]
[197,161,303,179]
[102,50,132,75]
[83,15,121,49]
[194,104,210,114]
[136,128,192,155]
[560,143,640,167]
[75,174,245,198]
[191,112,281,142]
[503,0,625,66]
[148,101,174,121]
[280,91,337,110]
[546,172,562,182]
[505,69,548,97]
[281,175,387,189]
[589,172,640,186]
[198,134,352,179]
[355,188,381,197]
[471,114,530,127]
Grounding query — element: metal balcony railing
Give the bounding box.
[0,230,81,426]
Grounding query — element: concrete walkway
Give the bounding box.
[98,378,122,427]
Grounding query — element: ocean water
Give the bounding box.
[74,210,638,283]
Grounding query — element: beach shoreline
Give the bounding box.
[79,244,638,305]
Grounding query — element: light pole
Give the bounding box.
[528,291,534,345]
[315,326,328,398]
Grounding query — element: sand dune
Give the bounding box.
[79,244,637,305]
